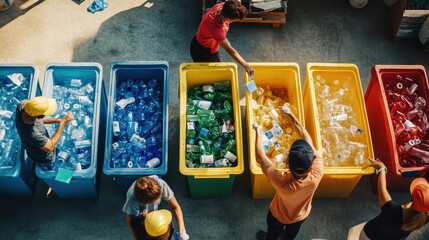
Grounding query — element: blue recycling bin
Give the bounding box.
[35,63,106,199]
[103,61,169,193]
[0,64,40,197]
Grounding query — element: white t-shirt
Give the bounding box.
[122,175,174,217]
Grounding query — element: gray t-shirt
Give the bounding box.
[122,175,174,217]
[15,100,54,163]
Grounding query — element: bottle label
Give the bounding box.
[274,153,285,163]
[113,121,120,133]
[202,85,215,93]
[193,100,212,110]
[116,97,135,109]
[331,113,348,122]
[58,151,70,161]
[251,99,259,110]
[75,140,91,149]
[272,123,283,136]
[265,130,274,140]
[112,142,119,150]
[224,151,237,162]
[186,144,200,153]
[187,122,195,130]
[146,157,161,168]
[70,79,82,87]
[215,158,230,167]
[404,120,416,128]
[84,83,94,93]
[187,115,198,122]
[269,109,279,120]
[200,155,214,164]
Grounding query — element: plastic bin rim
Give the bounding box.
[178,63,244,177]
[111,61,169,67]
[40,62,103,179]
[104,62,169,176]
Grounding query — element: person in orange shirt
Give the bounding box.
[190,0,254,77]
[253,106,324,240]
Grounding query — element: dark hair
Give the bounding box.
[221,0,248,20]
[134,177,161,204]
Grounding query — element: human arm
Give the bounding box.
[125,214,139,240]
[219,39,254,77]
[40,112,73,152]
[368,157,391,207]
[42,118,61,124]
[253,123,274,176]
[167,197,189,240]
[281,106,320,157]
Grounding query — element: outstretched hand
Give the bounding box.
[367,157,385,170]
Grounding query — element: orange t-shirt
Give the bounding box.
[267,156,324,224]
[196,3,230,53]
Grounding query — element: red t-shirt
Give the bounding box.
[196,3,230,53]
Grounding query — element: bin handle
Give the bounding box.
[194,174,230,179]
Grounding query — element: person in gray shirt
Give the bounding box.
[15,96,73,169]
[123,176,189,240]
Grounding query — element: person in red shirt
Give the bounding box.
[190,0,254,77]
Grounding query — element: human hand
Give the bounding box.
[281,105,291,115]
[368,157,385,170]
[62,112,74,124]
[179,230,189,240]
[245,64,254,78]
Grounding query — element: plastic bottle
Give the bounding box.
[74,139,91,149]
[130,134,146,148]
[116,97,135,109]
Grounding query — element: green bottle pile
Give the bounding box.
[185,81,238,168]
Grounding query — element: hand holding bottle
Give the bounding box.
[61,112,74,124]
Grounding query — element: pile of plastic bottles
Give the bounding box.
[185,81,238,168]
[48,78,96,171]
[109,78,163,169]
[384,74,429,168]
[251,86,300,169]
[0,73,30,169]
[314,75,367,167]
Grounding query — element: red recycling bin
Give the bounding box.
[365,65,429,191]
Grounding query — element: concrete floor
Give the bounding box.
[1,0,429,239]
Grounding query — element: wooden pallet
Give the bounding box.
[390,0,429,41]
[202,0,287,28]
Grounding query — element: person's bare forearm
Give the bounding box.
[125,215,138,240]
[173,206,186,233]
[42,118,61,124]
[258,154,273,176]
[289,113,313,147]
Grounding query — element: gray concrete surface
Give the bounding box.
[1,0,429,239]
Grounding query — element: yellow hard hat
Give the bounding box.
[144,209,172,237]
[24,97,57,117]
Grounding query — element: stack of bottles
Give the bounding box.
[251,86,300,168]
[110,78,163,169]
[47,78,96,172]
[0,73,30,169]
[185,81,237,168]
[384,74,429,168]
[314,75,367,167]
